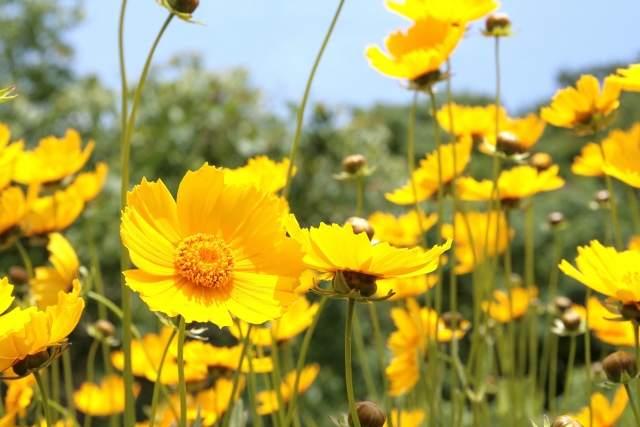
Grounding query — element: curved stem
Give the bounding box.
[148,329,178,427]
[35,371,53,427]
[561,336,577,414]
[282,0,345,199]
[177,317,188,427]
[244,336,262,427]
[15,240,33,281]
[345,299,361,427]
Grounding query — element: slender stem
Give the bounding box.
[352,308,378,401]
[257,346,281,427]
[625,384,640,427]
[548,332,559,414]
[177,317,188,427]
[15,240,33,280]
[244,338,262,427]
[561,336,577,414]
[282,0,345,199]
[626,185,640,235]
[407,91,426,247]
[43,399,82,427]
[355,176,364,218]
[585,288,593,427]
[51,359,60,422]
[84,218,108,322]
[367,303,391,421]
[84,339,100,427]
[222,324,252,427]
[595,127,623,250]
[35,371,53,427]
[270,329,287,427]
[525,201,538,392]
[345,299,362,427]
[148,329,177,427]
[62,349,77,421]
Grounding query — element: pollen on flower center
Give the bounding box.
[175,233,235,289]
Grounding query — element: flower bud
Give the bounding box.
[342,271,377,297]
[547,212,565,227]
[168,0,199,13]
[620,303,640,322]
[530,152,553,171]
[594,189,610,204]
[342,155,367,174]
[495,131,522,155]
[602,351,638,383]
[441,311,466,329]
[94,319,116,337]
[554,296,572,312]
[8,266,28,285]
[561,310,581,332]
[485,12,511,32]
[12,351,50,376]
[348,402,386,427]
[345,217,374,240]
[551,415,584,427]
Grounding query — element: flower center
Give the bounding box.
[175,233,235,289]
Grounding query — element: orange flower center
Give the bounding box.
[175,233,235,288]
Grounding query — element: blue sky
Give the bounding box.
[67,1,640,115]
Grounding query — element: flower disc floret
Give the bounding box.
[175,233,235,289]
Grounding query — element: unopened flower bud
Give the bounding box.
[345,217,374,240]
[495,131,522,155]
[602,351,638,383]
[594,190,610,204]
[530,152,553,171]
[342,155,367,174]
[348,402,386,427]
[485,12,511,32]
[342,271,377,297]
[168,0,199,13]
[554,296,572,312]
[12,350,50,376]
[94,319,116,337]
[8,266,28,285]
[441,311,466,329]
[551,415,584,427]
[561,310,581,332]
[547,212,565,227]
[621,303,640,322]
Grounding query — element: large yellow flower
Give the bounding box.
[0,124,23,191]
[0,186,28,236]
[367,210,437,247]
[23,186,85,236]
[120,164,306,326]
[67,162,108,202]
[570,387,628,427]
[572,123,640,177]
[224,156,295,194]
[30,233,79,309]
[366,16,465,81]
[13,129,95,185]
[588,297,636,347]
[385,0,499,23]
[74,375,141,416]
[256,364,320,415]
[541,75,621,130]
[386,137,472,205]
[481,286,537,323]
[436,103,507,141]
[559,240,640,306]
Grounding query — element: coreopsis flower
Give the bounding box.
[190,377,243,424]
[67,162,108,202]
[560,240,640,307]
[375,274,437,300]
[385,0,499,23]
[383,409,425,427]
[441,211,513,274]
[481,286,538,323]
[3,369,35,420]
[457,165,565,205]
[256,364,320,415]
[572,123,640,177]
[0,279,84,373]
[156,0,202,24]
[23,186,85,236]
[436,103,507,142]
[367,210,437,247]
[612,63,640,92]
[0,124,23,191]
[365,16,465,83]
[600,126,640,188]
[225,156,295,195]
[13,129,94,185]
[182,340,273,373]
[386,351,420,396]
[74,375,141,416]
[588,297,637,347]
[480,113,547,156]
[30,233,79,309]
[386,137,472,205]
[0,186,28,236]
[570,387,628,427]
[541,75,621,133]
[120,164,306,326]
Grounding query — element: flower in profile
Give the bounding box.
[588,297,637,347]
[386,137,472,205]
[570,387,628,427]
[612,63,640,92]
[441,211,513,274]
[572,123,640,177]
[67,162,108,202]
[13,129,94,185]
[559,240,640,307]
[436,103,507,143]
[256,364,320,415]
[121,164,306,326]
[383,409,425,427]
[23,186,85,236]
[225,156,295,195]
[0,186,28,237]
[155,0,202,24]
[74,375,141,416]
[482,286,538,323]
[541,75,621,133]
[365,16,465,82]
[385,0,499,23]
[367,210,437,247]
[0,124,23,191]
[30,233,79,309]
[375,274,437,300]
[182,340,273,373]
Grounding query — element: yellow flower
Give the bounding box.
[385,0,499,23]
[612,63,640,92]
[571,387,628,427]
[436,103,507,141]
[375,274,437,300]
[365,16,465,81]
[191,377,244,424]
[386,350,419,396]
[560,240,640,306]
[479,113,546,154]
[67,162,108,202]
[386,137,472,205]
[295,269,319,294]
[224,156,295,195]
[182,340,273,373]
[23,186,85,236]
[13,129,94,185]
[457,165,565,203]
[481,286,537,323]
[256,364,320,415]
[441,211,513,274]
[0,279,84,373]
[0,124,23,191]
[120,164,306,326]
[3,369,36,418]
[541,75,621,130]
[600,126,640,188]
[30,233,79,309]
[572,123,640,177]
[588,297,636,347]
[74,375,141,416]
[0,186,28,236]
[367,210,437,247]
[383,409,425,427]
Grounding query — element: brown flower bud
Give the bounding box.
[551,415,584,427]
[342,154,367,174]
[345,217,374,240]
[441,311,466,329]
[342,271,377,297]
[168,0,199,13]
[348,402,386,427]
[602,351,638,383]
[485,12,511,32]
[561,310,581,332]
[94,319,116,337]
[12,350,50,376]
[620,303,640,322]
[547,212,565,226]
[8,266,28,285]
[554,296,573,312]
[495,131,522,155]
[530,152,553,171]
[594,189,610,204]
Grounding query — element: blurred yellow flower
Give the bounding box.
[189,377,244,425]
[571,387,628,427]
[0,124,23,191]
[612,63,640,92]
[3,369,35,418]
[67,162,108,202]
[375,274,437,300]
[441,211,513,274]
[224,156,295,195]
[572,123,640,177]
[482,286,537,323]
[182,340,273,373]
[367,210,437,247]
[383,409,425,427]
[436,103,507,142]
[588,297,636,347]
[386,137,472,205]
[121,164,305,326]
[366,16,464,81]
[479,113,546,155]
[385,0,499,23]
[74,375,140,416]
[256,364,320,415]
[30,233,79,309]
[23,186,85,236]
[0,186,28,236]
[13,129,94,185]
[601,127,640,188]
[541,75,621,131]
[560,240,640,306]
[386,350,420,396]
[295,269,319,294]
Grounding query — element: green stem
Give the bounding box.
[345,299,362,427]
[61,350,76,422]
[15,240,33,281]
[84,218,108,322]
[352,309,378,401]
[595,127,623,250]
[355,176,364,218]
[270,330,287,427]
[44,399,82,427]
[525,201,538,392]
[35,371,53,427]
[626,185,640,235]
[585,288,593,427]
[548,332,559,414]
[257,346,281,427]
[367,303,391,423]
[177,317,187,427]
[84,339,100,427]
[561,336,577,414]
[407,91,426,247]
[51,359,60,422]
[148,329,178,427]
[222,324,252,427]
[625,384,640,427]
[244,337,262,427]
[282,0,345,199]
